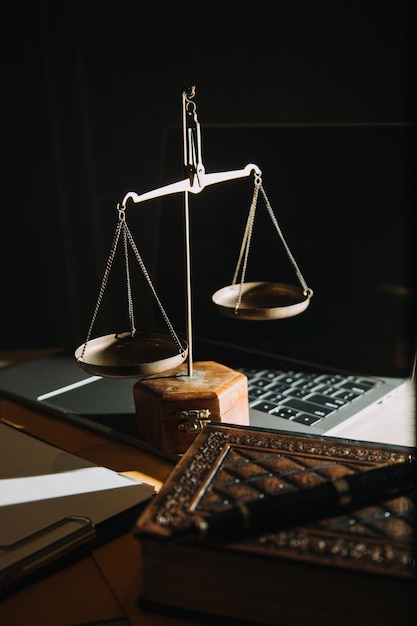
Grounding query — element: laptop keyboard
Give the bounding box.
[239,367,379,427]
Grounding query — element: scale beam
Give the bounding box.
[120,163,262,208]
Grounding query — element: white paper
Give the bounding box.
[1,466,139,506]
[0,422,155,584]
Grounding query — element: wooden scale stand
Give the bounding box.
[75,87,313,454]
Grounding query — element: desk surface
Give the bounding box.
[0,350,415,626]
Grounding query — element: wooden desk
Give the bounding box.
[0,351,415,626]
[0,351,204,626]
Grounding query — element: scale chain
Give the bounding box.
[259,184,312,297]
[123,222,186,356]
[80,209,186,362]
[122,224,136,336]
[80,219,124,361]
[230,175,312,314]
[232,177,260,311]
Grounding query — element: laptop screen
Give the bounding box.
[144,123,415,378]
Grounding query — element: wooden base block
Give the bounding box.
[133,361,249,454]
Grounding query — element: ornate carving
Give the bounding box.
[152,425,414,575]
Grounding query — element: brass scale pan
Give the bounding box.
[75,331,188,378]
[212,281,311,320]
[75,283,309,377]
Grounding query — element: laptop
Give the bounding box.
[0,123,415,451]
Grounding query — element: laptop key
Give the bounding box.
[292,413,322,426]
[275,374,298,385]
[267,382,290,393]
[306,393,347,409]
[250,378,272,389]
[263,391,286,403]
[286,387,311,399]
[271,407,299,419]
[315,385,341,396]
[281,398,334,417]
[251,400,278,413]
[340,381,376,394]
[293,379,320,391]
[259,369,283,380]
[248,387,267,400]
[294,372,320,380]
[334,390,361,401]
[316,375,344,385]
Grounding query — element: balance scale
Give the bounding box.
[75,87,313,453]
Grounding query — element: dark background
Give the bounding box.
[1,0,415,351]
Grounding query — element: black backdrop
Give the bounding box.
[1,0,415,350]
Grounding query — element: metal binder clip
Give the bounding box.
[0,516,95,589]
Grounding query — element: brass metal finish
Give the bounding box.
[212,282,312,320]
[175,409,211,433]
[75,331,188,378]
[75,88,312,383]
